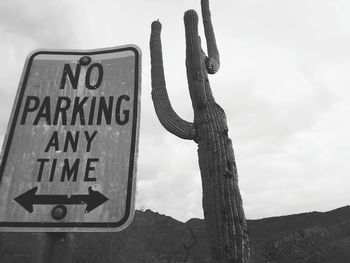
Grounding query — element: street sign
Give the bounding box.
[0,45,141,232]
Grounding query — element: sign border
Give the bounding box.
[0,45,141,231]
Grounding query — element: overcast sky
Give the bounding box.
[0,0,349,222]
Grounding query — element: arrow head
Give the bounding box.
[14,187,38,213]
[85,187,109,213]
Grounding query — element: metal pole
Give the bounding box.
[40,233,74,263]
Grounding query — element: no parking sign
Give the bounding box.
[0,45,141,232]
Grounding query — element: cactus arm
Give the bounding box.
[184,10,209,109]
[150,20,197,140]
[201,0,220,74]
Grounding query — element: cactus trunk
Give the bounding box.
[150,1,251,262]
[196,104,250,262]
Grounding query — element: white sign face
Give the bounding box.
[0,46,141,232]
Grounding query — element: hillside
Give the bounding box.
[1,206,350,262]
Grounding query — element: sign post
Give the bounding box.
[0,45,141,232]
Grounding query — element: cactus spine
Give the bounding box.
[150,0,250,262]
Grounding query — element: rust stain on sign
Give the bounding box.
[0,45,141,232]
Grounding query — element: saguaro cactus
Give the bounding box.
[150,0,250,262]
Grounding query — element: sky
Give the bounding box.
[0,0,349,222]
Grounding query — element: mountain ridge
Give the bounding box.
[0,205,349,262]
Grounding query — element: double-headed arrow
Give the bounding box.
[14,186,109,213]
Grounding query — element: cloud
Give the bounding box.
[0,0,80,132]
[136,132,204,220]
[203,0,350,220]
[0,0,78,48]
[0,0,349,223]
